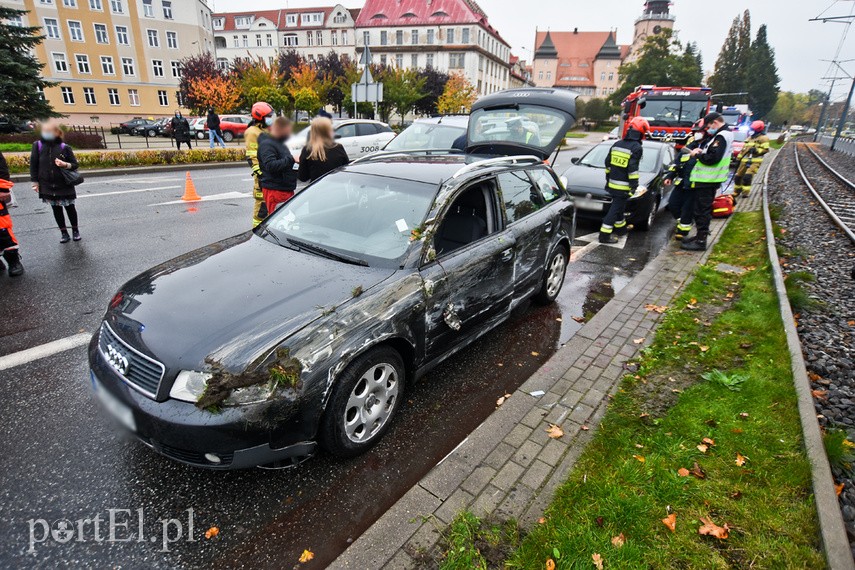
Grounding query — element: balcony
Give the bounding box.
[635,11,676,24]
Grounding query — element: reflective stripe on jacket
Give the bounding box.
[604,137,643,192]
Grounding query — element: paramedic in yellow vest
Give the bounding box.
[733,120,770,197]
[681,112,734,252]
[246,102,275,227]
[508,118,542,147]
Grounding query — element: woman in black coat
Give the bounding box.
[30,120,81,243]
[171,111,192,150]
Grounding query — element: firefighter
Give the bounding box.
[733,120,770,196]
[681,112,734,252]
[246,101,275,227]
[0,152,23,276]
[600,117,649,244]
[665,120,707,239]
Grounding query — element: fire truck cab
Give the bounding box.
[619,85,712,146]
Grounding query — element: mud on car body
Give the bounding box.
[88,88,578,469]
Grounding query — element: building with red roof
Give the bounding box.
[355,0,514,96]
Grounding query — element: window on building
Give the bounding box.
[75,54,90,73]
[546,71,552,80]
[380,55,387,65]
[426,53,434,68]
[147,29,159,47]
[142,0,153,18]
[396,30,403,45]
[109,0,122,13]
[216,58,228,70]
[449,52,465,68]
[67,21,83,41]
[234,16,253,29]
[412,30,418,44]
[283,34,298,47]
[166,31,178,49]
[316,30,322,45]
[94,23,108,43]
[100,55,114,74]
[462,28,470,43]
[115,25,129,45]
[157,90,168,106]
[108,88,120,105]
[363,30,370,45]
[83,87,96,105]
[306,31,313,46]
[52,53,68,72]
[608,72,614,81]
[152,60,163,77]
[286,14,297,27]
[266,33,273,46]
[600,72,606,81]
[411,54,418,68]
[256,34,262,47]
[301,12,322,25]
[171,61,181,77]
[447,28,455,44]
[538,70,543,80]
[40,0,54,4]
[213,17,224,30]
[331,30,338,46]
[89,0,102,10]
[380,31,387,45]
[128,88,140,106]
[242,35,248,47]
[233,35,239,47]
[162,0,173,20]
[427,29,434,44]
[63,0,77,7]
[341,30,348,44]
[121,57,135,75]
[61,87,75,105]
[395,54,403,68]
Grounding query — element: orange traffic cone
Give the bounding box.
[182,171,202,201]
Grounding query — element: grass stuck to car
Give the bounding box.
[437,211,824,569]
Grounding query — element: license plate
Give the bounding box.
[575,199,605,212]
[91,372,136,432]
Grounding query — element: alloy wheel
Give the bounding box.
[546,251,567,298]
[343,363,399,443]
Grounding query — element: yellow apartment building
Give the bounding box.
[1,0,214,126]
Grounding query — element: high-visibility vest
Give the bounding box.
[690,130,733,186]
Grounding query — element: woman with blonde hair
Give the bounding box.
[298,117,349,183]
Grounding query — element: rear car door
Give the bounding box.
[420,178,515,361]
[334,123,360,157]
[354,123,385,156]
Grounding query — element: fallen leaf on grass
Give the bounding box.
[699,345,710,352]
[205,527,219,539]
[595,516,604,527]
[697,444,709,453]
[739,412,750,419]
[592,553,604,569]
[735,453,748,466]
[698,517,729,540]
[677,467,690,477]
[690,462,706,479]
[644,304,668,313]
[726,291,735,299]
[662,513,677,532]
[298,550,314,563]
[702,437,715,446]
[836,482,845,496]
[546,424,565,439]
[546,558,556,570]
[572,316,586,323]
[538,517,547,524]
[611,533,626,548]
[633,455,646,463]
[730,490,743,500]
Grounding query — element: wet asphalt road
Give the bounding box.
[0,146,672,568]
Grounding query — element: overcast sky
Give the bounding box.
[213,0,855,101]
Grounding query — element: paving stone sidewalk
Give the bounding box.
[332,171,767,569]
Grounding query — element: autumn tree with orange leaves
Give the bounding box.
[186,75,241,114]
[437,72,477,115]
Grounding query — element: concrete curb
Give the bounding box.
[9,161,242,183]
[762,146,855,570]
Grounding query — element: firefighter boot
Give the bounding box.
[599,230,619,244]
[3,250,23,277]
[681,235,707,251]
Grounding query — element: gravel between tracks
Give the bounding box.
[768,144,855,555]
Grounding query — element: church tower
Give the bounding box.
[627,1,675,62]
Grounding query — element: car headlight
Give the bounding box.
[169,370,274,406]
[631,185,649,199]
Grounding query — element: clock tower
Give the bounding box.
[627,1,675,62]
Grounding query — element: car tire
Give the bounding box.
[222,131,234,142]
[319,346,405,458]
[197,132,205,140]
[534,244,569,305]
[147,129,157,138]
[635,196,659,232]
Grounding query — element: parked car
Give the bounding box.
[133,118,169,138]
[380,115,468,153]
[602,126,619,141]
[203,115,251,142]
[88,88,578,469]
[0,117,34,134]
[563,139,675,231]
[118,118,153,135]
[287,119,396,160]
[190,117,207,140]
[730,129,748,164]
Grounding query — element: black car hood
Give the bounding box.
[564,165,656,197]
[109,233,397,371]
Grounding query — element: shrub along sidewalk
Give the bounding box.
[441,211,824,569]
[3,147,245,174]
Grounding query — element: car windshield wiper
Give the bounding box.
[260,226,300,252]
[286,237,369,267]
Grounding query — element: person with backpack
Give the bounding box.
[0,151,23,276]
[206,107,226,149]
[30,120,82,243]
[599,117,649,244]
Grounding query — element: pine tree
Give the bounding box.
[0,6,59,119]
[736,9,752,91]
[746,25,780,119]
[708,15,744,97]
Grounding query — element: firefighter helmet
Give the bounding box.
[251,102,274,121]
[751,120,765,133]
[628,116,651,136]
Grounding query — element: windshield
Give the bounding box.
[469,105,568,148]
[579,143,661,173]
[384,123,465,151]
[263,172,437,266]
[640,98,708,127]
[732,130,748,142]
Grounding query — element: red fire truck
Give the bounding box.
[619,85,713,146]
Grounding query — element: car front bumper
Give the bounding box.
[88,336,317,470]
[571,191,654,224]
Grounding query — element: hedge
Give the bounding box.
[0,131,105,149]
[6,147,245,174]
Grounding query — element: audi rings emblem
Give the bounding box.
[106,344,130,376]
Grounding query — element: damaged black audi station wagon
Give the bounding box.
[89,89,578,469]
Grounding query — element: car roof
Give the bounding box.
[595,139,669,151]
[334,119,388,126]
[409,115,469,128]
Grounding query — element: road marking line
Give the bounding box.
[78,185,181,198]
[148,191,252,206]
[570,240,599,262]
[0,333,91,371]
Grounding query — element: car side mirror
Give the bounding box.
[570,157,580,165]
[334,134,342,140]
